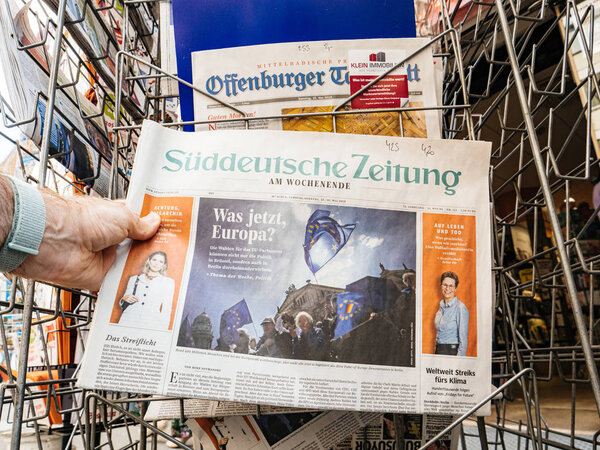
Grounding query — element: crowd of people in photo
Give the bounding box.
[221,304,336,361]
[214,270,418,363]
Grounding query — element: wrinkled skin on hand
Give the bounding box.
[12,192,160,291]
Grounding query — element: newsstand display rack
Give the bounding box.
[0,0,599,448]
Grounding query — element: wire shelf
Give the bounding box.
[0,0,599,448]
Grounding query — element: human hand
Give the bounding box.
[121,294,139,304]
[10,190,160,290]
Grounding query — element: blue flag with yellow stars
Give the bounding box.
[220,299,253,345]
[303,210,356,274]
[334,292,367,338]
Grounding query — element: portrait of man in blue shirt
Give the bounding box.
[434,271,469,356]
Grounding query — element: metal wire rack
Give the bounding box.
[0,0,599,448]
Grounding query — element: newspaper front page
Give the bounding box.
[78,120,492,415]
[191,38,441,139]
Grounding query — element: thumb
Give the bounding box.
[102,245,118,277]
[127,212,161,240]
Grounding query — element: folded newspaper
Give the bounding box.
[144,397,313,421]
[78,120,492,415]
[147,399,457,450]
[186,411,380,450]
[186,412,457,450]
[347,413,459,450]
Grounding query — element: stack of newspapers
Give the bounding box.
[77,17,493,450]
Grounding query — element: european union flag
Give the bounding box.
[303,210,356,274]
[346,276,389,311]
[220,299,253,345]
[333,292,368,339]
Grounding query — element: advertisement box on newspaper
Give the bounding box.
[78,121,492,415]
[192,38,440,139]
[348,50,409,110]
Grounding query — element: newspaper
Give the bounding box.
[186,412,456,450]
[144,399,458,450]
[78,120,492,415]
[172,1,417,128]
[191,38,441,139]
[187,411,380,450]
[144,398,312,421]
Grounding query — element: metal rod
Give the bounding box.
[419,368,538,449]
[476,416,490,449]
[10,282,35,450]
[37,0,68,188]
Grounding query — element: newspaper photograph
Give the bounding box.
[187,410,380,450]
[78,120,492,415]
[191,38,441,139]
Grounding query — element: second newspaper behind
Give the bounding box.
[192,38,442,139]
[79,121,492,415]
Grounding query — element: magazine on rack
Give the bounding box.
[78,120,492,415]
[156,0,180,122]
[41,0,153,118]
[192,38,441,139]
[0,0,126,197]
